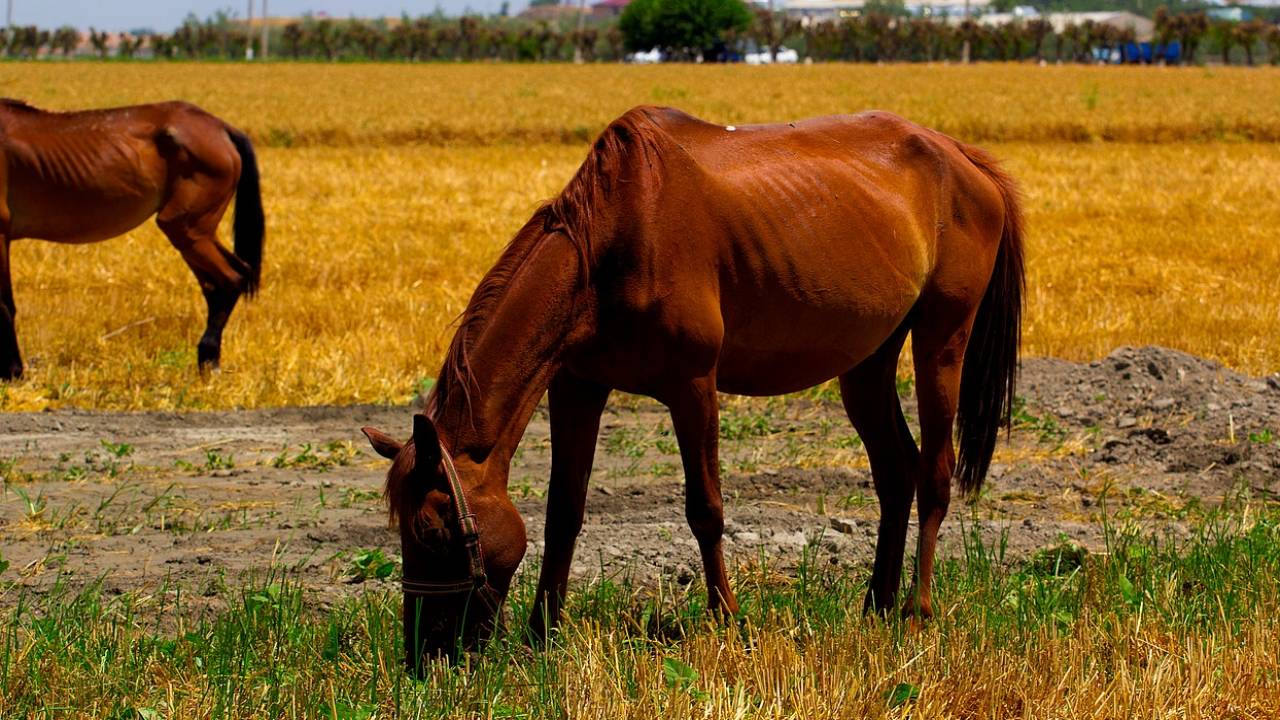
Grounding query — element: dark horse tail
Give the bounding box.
[954,143,1026,497]
[226,127,264,297]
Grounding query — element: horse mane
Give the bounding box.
[427,214,552,425]
[426,107,668,426]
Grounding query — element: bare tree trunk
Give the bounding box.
[573,0,587,63]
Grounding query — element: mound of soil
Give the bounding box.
[1014,345,1279,492]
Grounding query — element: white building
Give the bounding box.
[783,0,993,20]
[947,11,1155,42]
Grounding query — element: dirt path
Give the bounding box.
[2,346,1277,607]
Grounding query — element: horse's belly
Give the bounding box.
[712,246,923,395]
[716,307,908,395]
[5,142,165,242]
[8,185,161,242]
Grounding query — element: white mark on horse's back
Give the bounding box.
[725,125,736,132]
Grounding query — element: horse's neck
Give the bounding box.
[431,233,590,474]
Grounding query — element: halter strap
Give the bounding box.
[401,438,501,612]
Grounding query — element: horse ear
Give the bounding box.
[361,426,403,459]
[412,414,440,458]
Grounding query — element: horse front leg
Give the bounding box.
[0,234,22,381]
[668,373,739,616]
[528,372,611,641]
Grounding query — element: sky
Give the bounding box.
[6,0,532,32]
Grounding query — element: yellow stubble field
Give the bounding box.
[1,63,1277,410]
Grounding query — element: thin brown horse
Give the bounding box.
[361,105,1025,670]
[0,99,264,379]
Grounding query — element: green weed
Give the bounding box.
[271,441,361,472]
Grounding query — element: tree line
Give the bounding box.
[0,6,1276,65]
[787,10,1279,64]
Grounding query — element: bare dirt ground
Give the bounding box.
[2,346,1277,607]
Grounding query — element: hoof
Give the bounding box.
[0,362,22,381]
[524,621,550,648]
[863,591,896,617]
[197,345,221,375]
[900,596,935,624]
[525,606,560,647]
[198,359,220,377]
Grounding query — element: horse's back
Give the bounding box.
[635,105,1008,304]
[584,107,1008,395]
[1,101,235,242]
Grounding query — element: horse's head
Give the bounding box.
[362,415,526,672]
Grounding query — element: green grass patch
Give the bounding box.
[2,502,1278,717]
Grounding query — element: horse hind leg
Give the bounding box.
[157,198,247,372]
[838,324,918,615]
[901,308,975,621]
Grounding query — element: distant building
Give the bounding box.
[519,3,587,21]
[783,0,993,20]
[73,31,124,57]
[952,11,1155,42]
[1205,7,1249,21]
[592,0,633,18]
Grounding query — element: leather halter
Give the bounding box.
[400,439,501,612]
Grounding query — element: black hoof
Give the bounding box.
[863,591,895,617]
[524,621,552,649]
[1,362,22,381]
[197,343,221,373]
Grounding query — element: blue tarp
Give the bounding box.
[1120,40,1182,64]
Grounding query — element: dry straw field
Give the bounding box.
[1,63,1278,410]
[3,63,1280,719]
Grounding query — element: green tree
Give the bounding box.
[51,26,79,57]
[1211,19,1236,65]
[620,0,662,51]
[1265,24,1280,66]
[89,27,110,58]
[1178,11,1208,64]
[605,24,625,61]
[149,33,175,59]
[1235,18,1266,66]
[751,8,781,61]
[1152,7,1177,62]
[118,33,144,59]
[1026,18,1051,61]
[282,23,303,58]
[620,0,752,60]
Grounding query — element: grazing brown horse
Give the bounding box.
[362,105,1025,670]
[0,99,264,379]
